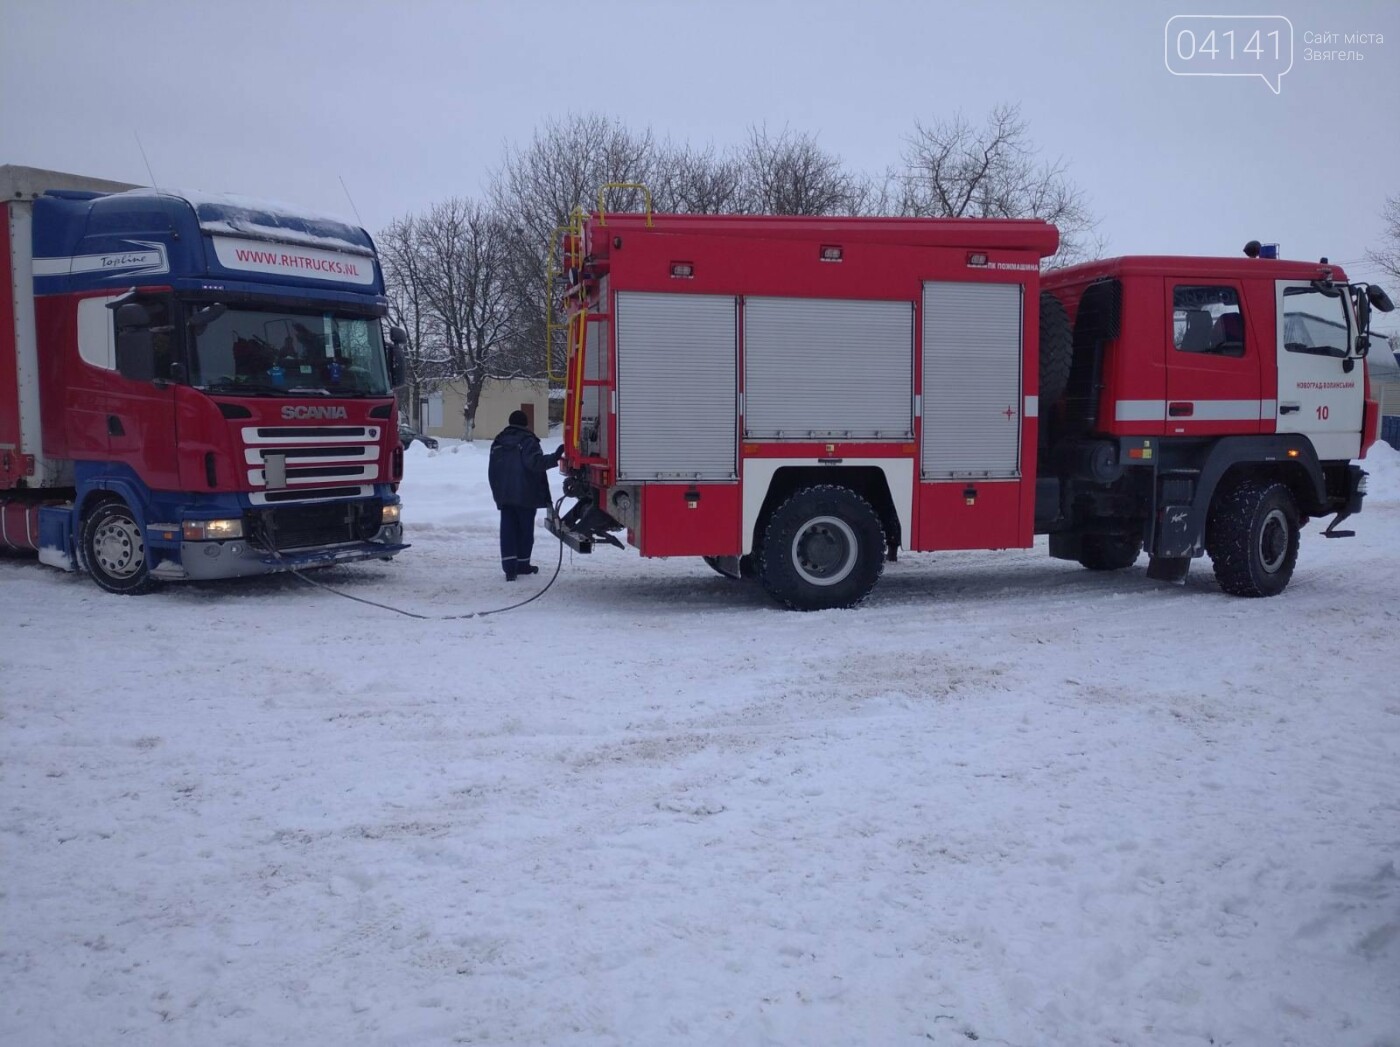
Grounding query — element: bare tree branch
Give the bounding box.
[378,198,523,438]
[737,125,869,216]
[896,103,1098,265]
[652,141,745,214]
[1368,194,1400,284]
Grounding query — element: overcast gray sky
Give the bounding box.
[3,0,1397,296]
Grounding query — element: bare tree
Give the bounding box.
[894,104,1098,264]
[492,113,660,258]
[487,113,671,383]
[379,198,525,439]
[1368,194,1400,285]
[737,125,869,216]
[652,141,745,214]
[378,215,434,426]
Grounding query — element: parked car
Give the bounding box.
[398,424,439,450]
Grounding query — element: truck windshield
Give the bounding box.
[188,305,392,396]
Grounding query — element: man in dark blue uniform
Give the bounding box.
[487,410,562,580]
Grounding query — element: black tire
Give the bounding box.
[1039,291,1073,407]
[757,485,885,611]
[1078,532,1143,571]
[1206,479,1299,597]
[81,499,155,595]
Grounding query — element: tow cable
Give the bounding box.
[256,498,567,620]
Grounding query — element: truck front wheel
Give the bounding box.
[1206,479,1299,597]
[82,499,155,595]
[758,485,885,611]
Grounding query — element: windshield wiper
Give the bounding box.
[202,380,287,396]
[203,381,386,399]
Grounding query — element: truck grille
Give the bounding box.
[249,500,383,552]
[240,424,382,493]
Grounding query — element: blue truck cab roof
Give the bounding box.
[30,185,385,306]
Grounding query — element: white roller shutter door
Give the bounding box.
[615,291,737,481]
[744,297,912,439]
[922,282,1023,478]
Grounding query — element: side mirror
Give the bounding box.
[386,326,407,386]
[1368,285,1395,313]
[188,302,227,332]
[116,328,155,382]
[114,302,151,330]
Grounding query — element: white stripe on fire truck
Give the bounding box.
[1114,399,1279,423]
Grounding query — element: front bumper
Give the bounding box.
[151,524,407,581]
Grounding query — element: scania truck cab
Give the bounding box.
[1,166,408,593]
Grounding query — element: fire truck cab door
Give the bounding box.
[1163,279,1261,436]
[1274,280,1363,461]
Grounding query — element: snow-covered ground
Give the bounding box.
[3,442,1398,1047]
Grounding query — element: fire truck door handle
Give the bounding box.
[107,415,126,436]
[1168,401,1194,418]
[1279,403,1301,415]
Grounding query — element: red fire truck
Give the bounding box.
[548,204,1392,610]
[1,166,408,593]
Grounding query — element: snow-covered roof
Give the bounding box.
[121,187,374,256]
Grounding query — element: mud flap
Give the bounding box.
[1146,555,1191,584]
[1155,504,1196,558]
[37,505,76,571]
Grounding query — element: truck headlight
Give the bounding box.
[182,518,244,540]
[381,504,401,525]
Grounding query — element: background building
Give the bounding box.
[411,377,550,441]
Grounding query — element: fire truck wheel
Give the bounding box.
[758,485,885,611]
[1039,292,1073,406]
[1078,533,1143,571]
[1206,479,1299,597]
[81,499,156,595]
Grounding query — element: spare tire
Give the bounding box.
[1039,291,1073,407]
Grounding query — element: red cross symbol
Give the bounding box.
[1003,405,1017,420]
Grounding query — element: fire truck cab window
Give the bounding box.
[1282,286,1350,357]
[1173,285,1245,357]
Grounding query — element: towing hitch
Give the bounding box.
[545,510,595,553]
[546,501,625,554]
